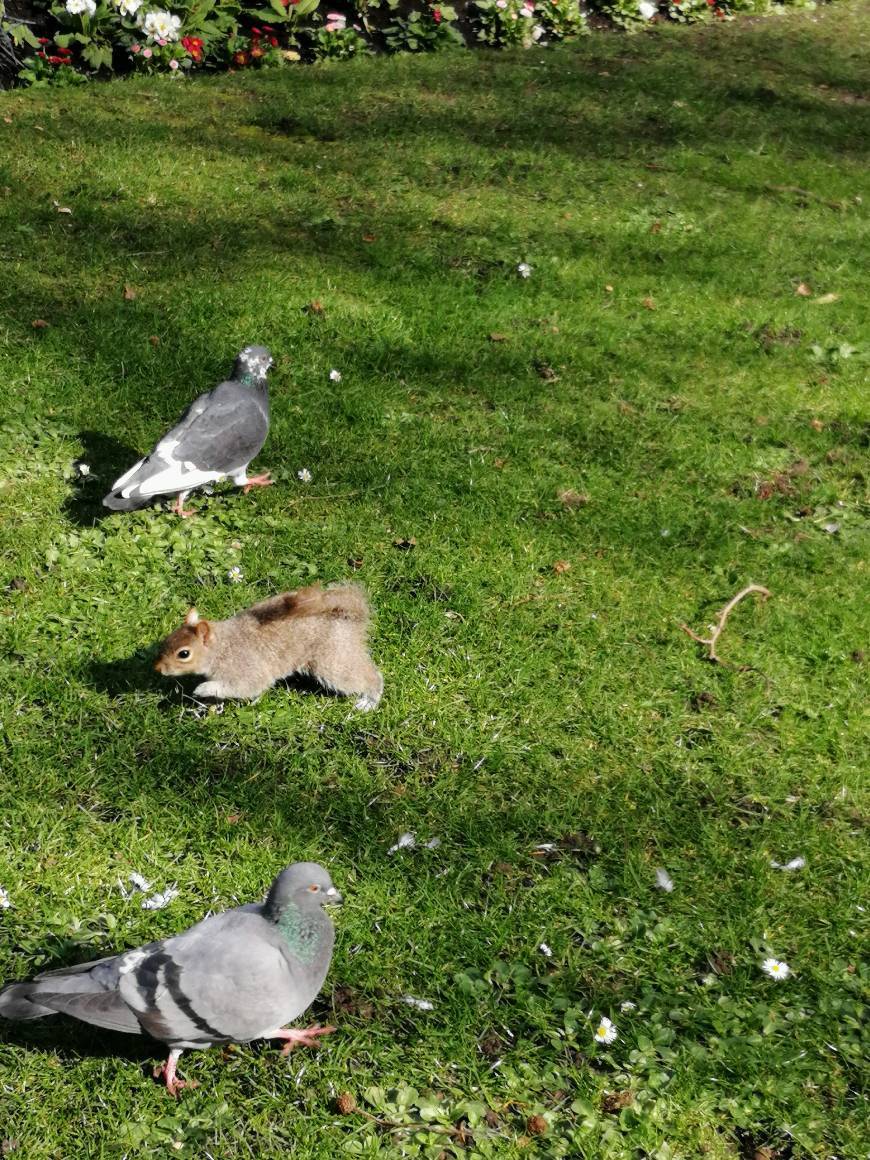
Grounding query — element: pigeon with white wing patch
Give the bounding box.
[0,862,340,1096]
[103,345,273,517]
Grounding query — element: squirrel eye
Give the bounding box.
[177,649,191,660]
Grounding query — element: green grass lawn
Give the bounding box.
[0,5,868,1156]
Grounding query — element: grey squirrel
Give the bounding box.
[155,583,383,709]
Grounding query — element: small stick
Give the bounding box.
[680,584,771,668]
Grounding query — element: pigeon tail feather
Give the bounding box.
[0,982,58,1020]
[102,489,153,511]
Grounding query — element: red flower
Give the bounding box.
[432,6,442,20]
[182,34,204,60]
[37,36,50,44]
[268,35,278,45]
[251,25,261,34]
[58,46,72,54]
[250,44,264,58]
[48,54,64,64]
[233,50,249,65]
[262,23,274,30]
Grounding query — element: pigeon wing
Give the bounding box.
[1,950,144,1032]
[30,989,143,1034]
[159,382,269,476]
[119,910,307,1048]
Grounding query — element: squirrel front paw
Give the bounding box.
[193,681,224,700]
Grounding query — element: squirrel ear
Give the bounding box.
[195,620,210,643]
[185,608,199,627]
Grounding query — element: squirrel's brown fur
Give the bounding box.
[154,583,383,709]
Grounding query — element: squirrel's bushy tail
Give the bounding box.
[249,583,371,625]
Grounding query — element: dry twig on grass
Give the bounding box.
[680,584,771,668]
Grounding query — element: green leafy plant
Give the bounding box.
[310,18,369,58]
[470,0,544,47]
[383,3,461,51]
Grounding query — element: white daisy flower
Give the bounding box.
[0,884,11,909]
[227,566,244,583]
[761,958,791,980]
[76,461,91,476]
[539,942,552,957]
[329,368,342,382]
[619,1000,636,1012]
[118,0,143,15]
[517,262,533,278]
[141,9,182,41]
[594,1016,617,1044]
[638,0,657,17]
[531,23,545,39]
[297,468,313,483]
[66,0,97,13]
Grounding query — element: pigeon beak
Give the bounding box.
[325,887,343,905]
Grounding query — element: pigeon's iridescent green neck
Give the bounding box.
[239,372,264,387]
[276,901,322,965]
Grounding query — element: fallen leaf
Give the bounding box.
[307,299,324,314]
[347,556,364,570]
[642,297,656,310]
[2,116,12,125]
[795,281,812,297]
[123,284,137,301]
[148,335,160,346]
[488,332,508,343]
[362,233,376,243]
[709,949,735,975]
[558,489,589,508]
[393,537,417,550]
[493,457,507,469]
[650,220,662,234]
[812,292,840,305]
[52,201,72,214]
[810,418,824,431]
[535,361,559,383]
[617,400,637,415]
[526,1115,548,1137]
[225,813,242,824]
[601,1091,634,1114]
[604,284,614,293]
[553,560,571,574]
[31,319,49,329]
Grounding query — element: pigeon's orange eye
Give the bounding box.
[177,649,191,660]
[308,884,320,892]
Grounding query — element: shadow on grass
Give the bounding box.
[62,431,144,527]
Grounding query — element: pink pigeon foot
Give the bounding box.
[242,471,274,494]
[272,1023,337,1056]
[171,495,196,518]
[153,1051,198,1098]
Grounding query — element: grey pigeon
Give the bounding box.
[103,345,274,517]
[0,862,340,1096]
